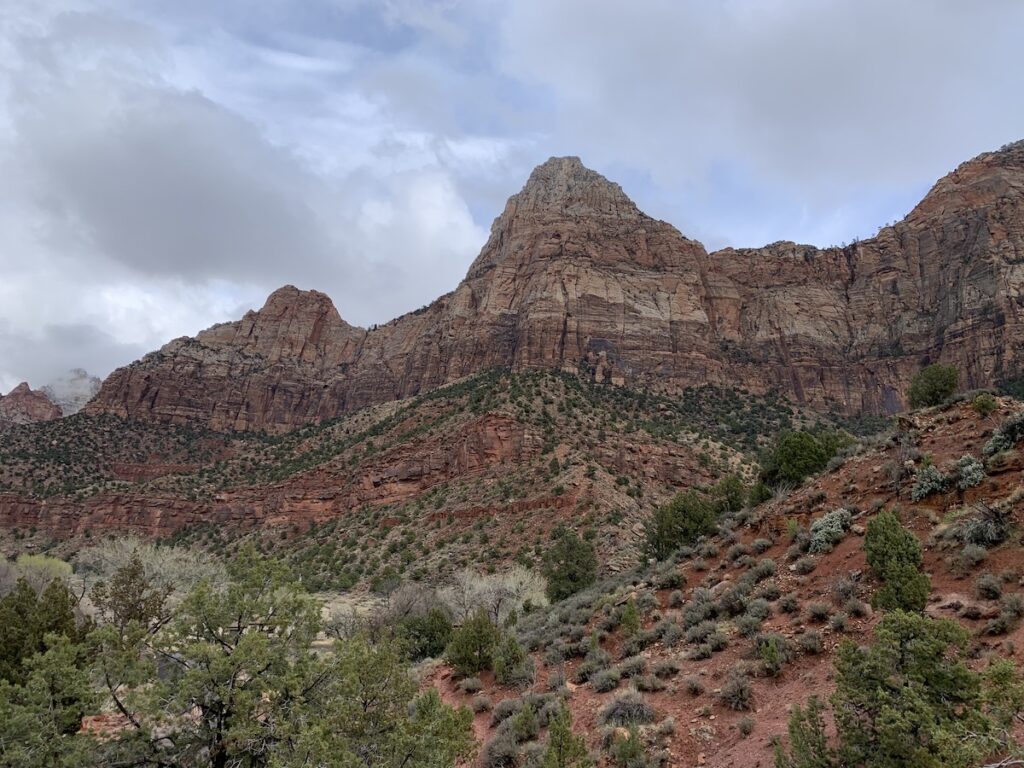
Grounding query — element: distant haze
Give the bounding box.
[1,0,1023,390]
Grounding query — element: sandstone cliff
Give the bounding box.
[0,382,62,426]
[88,142,1024,431]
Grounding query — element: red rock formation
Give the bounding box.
[88,142,1024,431]
[0,382,62,426]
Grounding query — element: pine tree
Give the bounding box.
[541,705,591,768]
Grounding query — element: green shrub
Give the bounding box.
[540,705,590,768]
[759,432,828,488]
[755,633,792,676]
[494,635,533,686]
[984,411,1024,455]
[971,392,998,417]
[445,609,502,676]
[808,508,852,554]
[864,510,930,612]
[832,612,998,768]
[719,668,753,711]
[910,464,948,501]
[509,704,539,743]
[907,364,957,408]
[955,455,986,490]
[543,530,597,602]
[398,607,452,660]
[600,691,656,726]
[607,727,645,768]
[874,562,931,613]
[644,491,717,560]
[713,474,747,514]
[619,599,641,637]
[773,696,832,768]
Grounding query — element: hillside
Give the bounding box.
[429,395,1024,767]
[1,370,815,582]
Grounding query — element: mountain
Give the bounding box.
[86,142,1024,432]
[42,369,101,416]
[0,382,61,427]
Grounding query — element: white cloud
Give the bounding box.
[497,0,1024,244]
[0,0,498,387]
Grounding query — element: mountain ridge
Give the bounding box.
[86,141,1024,431]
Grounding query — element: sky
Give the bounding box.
[2,0,1023,392]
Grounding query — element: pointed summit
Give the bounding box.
[195,285,363,369]
[0,381,62,426]
[513,156,642,218]
[465,156,675,278]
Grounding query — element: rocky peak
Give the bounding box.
[467,156,691,278]
[511,156,642,218]
[196,285,363,368]
[905,139,1024,226]
[0,382,62,426]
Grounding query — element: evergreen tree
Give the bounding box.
[644,491,716,560]
[619,598,641,637]
[864,510,930,612]
[0,635,98,768]
[907,364,958,408]
[541,705,592,768]
[543,530,597,601]
[445,608,502,676]
[775,611,1024,768]
[0,578,87,685]
[92,543,474,768]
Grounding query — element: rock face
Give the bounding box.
[87,286,365,431]
[0,382,62,426]
[89,142,1024,431]
[42,369,101,416]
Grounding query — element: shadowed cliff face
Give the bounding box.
[87,143,1024,432]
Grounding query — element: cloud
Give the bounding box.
[0,321,147,394]
[496,0,1024,244]
[0,1,498,386]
